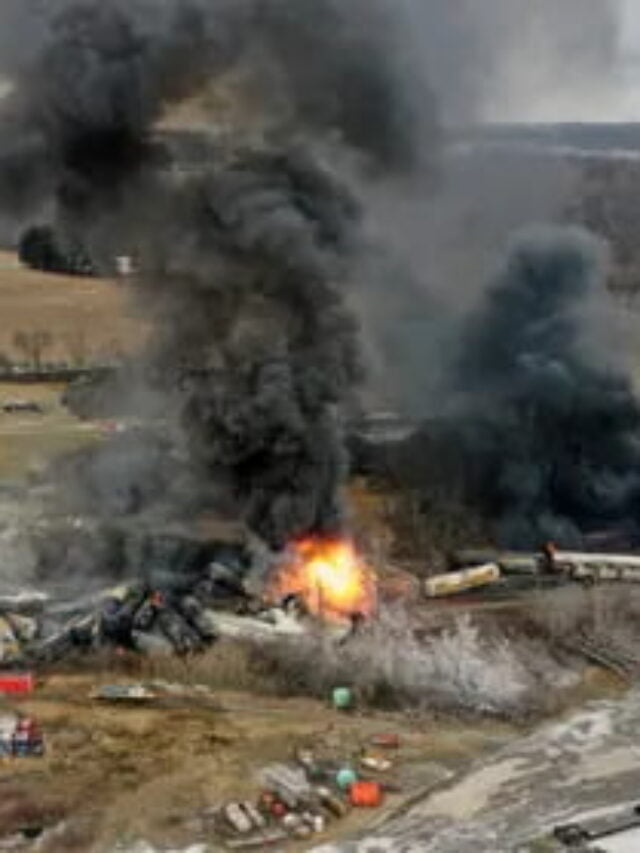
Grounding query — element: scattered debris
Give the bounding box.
[0,593,48,614]
[115,255,135,277]
[0,561,334,666]
[223,804,253,835]
[304,812,327,834]
[90,684,158,703]
[225,829,287,849]
[369,733,401,750]
[424,563,501,598]
[331,687,353,711]
[211,734,395,847]
[211,609,311,643]
[1,400,43,415]
[203,732,394,848]
[336,767,358,790]
[360,752,393,773]
[349,780,384,808]
[257,764,312,809]
[316,786,349,819]
[0,713,44,757]
[113,843,209,853]
[0,673,34,695]
[239,802,266,832]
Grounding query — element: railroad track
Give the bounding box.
[566,632,640,679]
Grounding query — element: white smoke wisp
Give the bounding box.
[263,607,574,717]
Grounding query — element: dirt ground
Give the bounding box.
[0,669,519,852]
[317,683,640,852]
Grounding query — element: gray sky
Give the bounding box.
[495,0,640,122]
[622,0,640,50]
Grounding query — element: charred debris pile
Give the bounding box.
[0,528,350,667]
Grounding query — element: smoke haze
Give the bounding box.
[0,0,636,558]
[450,227,640,546]
[419,0,620,124]
[0,0,433,550]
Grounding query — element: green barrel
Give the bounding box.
[332,686,353,711]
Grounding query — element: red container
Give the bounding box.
[270,801,287,818]
[370,733,401,750]
[15,717,38,734]
[349,781,383,808]
[0,673,34,694]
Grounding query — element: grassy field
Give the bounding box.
[0,382,105,478]
[0,253,143,478]
[0,251,141,365]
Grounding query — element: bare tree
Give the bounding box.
[13,329,53,370]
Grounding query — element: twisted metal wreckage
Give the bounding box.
[5,524,640,668]
[0,540,353,667]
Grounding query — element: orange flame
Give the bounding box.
[270,536,377,622]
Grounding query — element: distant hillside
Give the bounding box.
[455,122,640,157]
[0,252,143,366]
[451,123,640,304]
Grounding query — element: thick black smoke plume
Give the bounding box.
[0,0,430,219]
[438,227,640,547]
[137,147,363,547]
[0,0,631,560]
[0,0,429,549]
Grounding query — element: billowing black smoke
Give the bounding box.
[136,147,363,547]
[0,0,431,218]
[247,0,434,172]
[433,227,640,547]
[0,0,631,560]
[0,0,428,549]
[0,2,228,222]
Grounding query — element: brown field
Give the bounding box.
[0,251,141,365]
[0,382,105,478]
[0,254,144,478]
[0,660,517,852]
